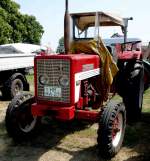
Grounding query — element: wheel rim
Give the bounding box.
[19,117,37,133]
[12,79,23,96]
[112,113,123,147]
[18,111,37,133]
[15,83,21,93]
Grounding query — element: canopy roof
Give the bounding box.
[70,12,124,31]
[103,38,141,45]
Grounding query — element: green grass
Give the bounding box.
[0,75,149,161]
[124,88,150,147]
[26,74,34,85]
[143,89,150,112]
[26,74,34,94]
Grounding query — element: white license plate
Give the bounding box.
[44,86,62,97]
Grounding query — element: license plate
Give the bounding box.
[44,86,62,97]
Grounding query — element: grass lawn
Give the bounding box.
[143,89,150,112]
[23,74,150,160]
[0,75,149,161]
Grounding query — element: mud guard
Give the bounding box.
[143,60,150,90]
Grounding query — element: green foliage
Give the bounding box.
[0,0,44,45]
[56,37,65,53]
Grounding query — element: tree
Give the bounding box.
[0,0,44,45]
[56,37,65,53]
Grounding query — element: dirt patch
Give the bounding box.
[0,90,150,161]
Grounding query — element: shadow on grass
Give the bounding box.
[0,119,102,161]
[66,112,150,161]
[123,155,150,161]
[0,112,149,161]
[0,95,10,101]
[55,145,104,161]
[122,112,150,161]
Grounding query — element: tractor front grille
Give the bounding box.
[36,58,70,103]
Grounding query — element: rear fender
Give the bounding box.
[118,51,142,60]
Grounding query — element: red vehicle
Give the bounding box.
[5,0,148,159]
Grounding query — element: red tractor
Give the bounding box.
[5,0,148,159]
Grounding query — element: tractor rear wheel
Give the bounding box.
[123,62,144,122]
[5,93,40,142]
[97,101,126,159]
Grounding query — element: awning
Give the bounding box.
[70,12,124,31]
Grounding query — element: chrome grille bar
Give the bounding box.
[36,59,70,103]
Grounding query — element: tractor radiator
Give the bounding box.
[36,58,70,103]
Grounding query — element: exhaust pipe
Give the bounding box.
[64,0,70,54]
[123,17,133,50]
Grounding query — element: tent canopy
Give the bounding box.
[70,12,124,31]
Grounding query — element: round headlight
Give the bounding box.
[59,75,69,87]
[39,75,49,85]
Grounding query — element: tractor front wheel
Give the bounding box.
[5,93,40,142]
[97,101,126,159]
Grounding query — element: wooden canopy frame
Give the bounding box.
[70,12,124,31]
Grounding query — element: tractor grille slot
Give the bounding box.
[36,59,70,103]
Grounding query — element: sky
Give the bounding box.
[14,0,150,50]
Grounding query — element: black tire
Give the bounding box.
[5,93,40,142]
[2,75,24,99]
[97,101,126,159]
[123,62,144,122]
[115,71,125,97]
[144,67,150,91]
